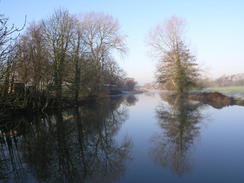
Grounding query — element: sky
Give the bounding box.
[1,0,244,84]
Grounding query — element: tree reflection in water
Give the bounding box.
[0,97,132,183]
[124,95,138,106]
[151,94,205,176]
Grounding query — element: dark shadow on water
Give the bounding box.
[0,96,133,183]
[151,94,206,176]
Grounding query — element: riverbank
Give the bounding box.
[157,89,244,109]
[189,91,244,108]
[203,86,244,99]
[0,94,94,115]
[0,89,145,115]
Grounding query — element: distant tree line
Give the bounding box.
[210,74,244,87]
[0,9,137,109]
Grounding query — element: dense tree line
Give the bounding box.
[0,10,131,108]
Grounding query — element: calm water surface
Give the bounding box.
[1,92,244,183]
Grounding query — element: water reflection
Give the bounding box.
[124,95,138,106]
[151,94,205,176]
[0,97,132,183]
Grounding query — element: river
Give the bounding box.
[1,91,244,183]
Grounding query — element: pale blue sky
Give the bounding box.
[2,0,244,84]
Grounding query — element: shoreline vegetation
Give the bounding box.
[0,85,142,113]
[0,9,139,115]
[1,10,243,120]
[143,89,244,109]
[189,91,244,109]
[2,87,244,115]
[0,88,144,115]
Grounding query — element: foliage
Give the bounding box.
[148,17,199,94]
[0,9,129,109]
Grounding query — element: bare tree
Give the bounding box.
[15,23,51,90]
[0,14,25,96]
[42,9,75,100]
[148,16,199,94]
[80,13,127,93]
[67,19,88,101]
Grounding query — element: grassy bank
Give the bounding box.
[207,86,244,99]
[209,86,244,93]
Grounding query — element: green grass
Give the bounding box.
[209,86,244,93]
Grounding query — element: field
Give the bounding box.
[208,86,244,99]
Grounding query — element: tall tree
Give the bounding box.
[0,14,24,96]
[15,23,51,90]
[80,13,127,94]
[148,16,199,94]
[42,9,74,100]
[69,20,85,101]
